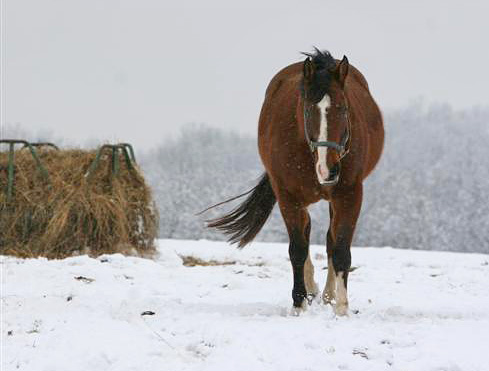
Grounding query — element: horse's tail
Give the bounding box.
[204,173,276,248]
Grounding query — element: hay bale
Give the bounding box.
[0,147,158,258]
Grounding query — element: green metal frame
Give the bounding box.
[0,139,51,202]
[1,141,137,200]
[118,143,136,163]
[85,143,138,180]
[23,142,60,151]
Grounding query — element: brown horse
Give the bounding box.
[207,49,384,315]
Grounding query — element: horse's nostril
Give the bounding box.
[327,163,339,180]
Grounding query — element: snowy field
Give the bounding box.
[2,239,489,371]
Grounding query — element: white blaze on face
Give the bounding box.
[315,94,331,183]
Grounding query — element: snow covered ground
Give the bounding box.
[2,239,489,371]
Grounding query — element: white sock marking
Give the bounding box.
[335,271,349,316]
[304,253,318,296]
[323,257,336,304]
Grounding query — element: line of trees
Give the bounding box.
[4,103,488,253]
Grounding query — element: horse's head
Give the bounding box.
[301,50,350,186]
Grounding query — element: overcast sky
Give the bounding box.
[1,0,488,149]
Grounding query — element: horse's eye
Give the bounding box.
[335,103,346,112]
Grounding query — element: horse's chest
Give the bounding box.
[268,147,328,204]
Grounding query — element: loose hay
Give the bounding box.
[0,147,158,258]
[180,255,237,267]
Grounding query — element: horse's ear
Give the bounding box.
[335,55,349,87]
[303,57,315,82]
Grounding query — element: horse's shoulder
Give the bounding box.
[347,64,370,91]
[264,62,302,98]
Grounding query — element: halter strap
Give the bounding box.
[303,92,352,160]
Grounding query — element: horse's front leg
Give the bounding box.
[326,183,363,316]
[278,199,311,310]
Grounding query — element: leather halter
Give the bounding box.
[303,92,352,160]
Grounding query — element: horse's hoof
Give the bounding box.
[290,300,307,316]
[335,303,349,317]
[306,281,319,298]
[306,293,318,305]
[289,306,303,316]
[322,292,335,305]
[322,297,332,305]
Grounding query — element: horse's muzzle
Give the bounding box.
[319,163,340,186]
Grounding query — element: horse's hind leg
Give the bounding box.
[323,226,336,304]
[304,255,319,304]
[278,198,311,310]
[302,214,319,300]
[304,253,319,300]
[327,183,363,316]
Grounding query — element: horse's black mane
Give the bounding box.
[302,48,336,71]
[300,48,336,103]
